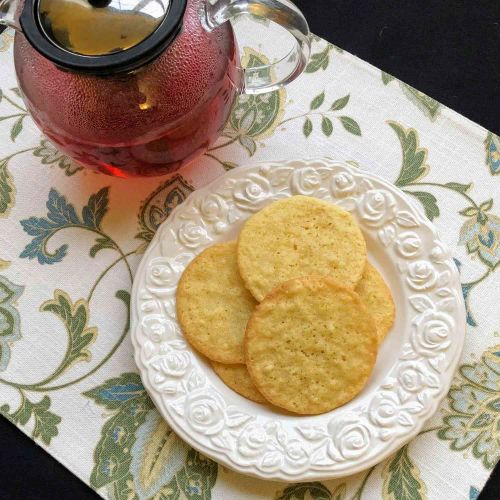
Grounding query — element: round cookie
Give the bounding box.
[176,241,257,364]
[245,276,378,415]
[355,263,395,343]
[237,195,367,301]
[212,362,266,403]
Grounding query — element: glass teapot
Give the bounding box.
[0,0,310,177]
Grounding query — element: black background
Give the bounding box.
[0,1,498,498]
[296,0,499,134]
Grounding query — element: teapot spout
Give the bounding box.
[0,0,21,30]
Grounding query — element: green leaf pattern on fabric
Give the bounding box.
[339,116,361,136]
[10,115,24,142]
[381,72,396,85]
[382,72,441,120]
[0,30,14,52]
[0,33,498,500]
[33,139,83,176]
[444,182,473,194]
[0,87,28,142]
[275,481,333,499]
[330,95,350,111]
[438,345,500,470]
[310,92,326,110]
[321,116,333,137]
[1,394,61,445]
[389,122,429,187]
[382,445,427,500]
[305,45,331,73]
[84,374,218,499]
[82,187,110,230]
[485,132,500,175]
[40,290,97,375]
[84,374,155,488]
[0,275,24,371]
[222,49,286,159]
[303,118,313,138]
[136,175,194,248]
[0,156,15,218]
[401,86,441,120]
[207,48,360,166]
[275,92,361,139]
[458,201,500,269]
[389,121,499,324]
[404,191,440,221]
[305,44,340,73]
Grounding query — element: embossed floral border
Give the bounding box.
[131,159,466,480]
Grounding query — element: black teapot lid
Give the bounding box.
[20,0,187,74]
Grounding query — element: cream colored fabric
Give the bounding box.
[0,28,498,500]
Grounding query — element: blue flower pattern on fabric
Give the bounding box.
[459,200,500,269]
[96,383,145,404]
[486,132,500,175]
[19,187,110,264]
[454,258,477,327]
[438,346,500,470]
[470,485,480,499]
[84,373,217,498]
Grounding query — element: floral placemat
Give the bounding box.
[0,28,499,500]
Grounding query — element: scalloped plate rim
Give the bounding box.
[130,158,466,481]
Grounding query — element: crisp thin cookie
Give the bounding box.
[245,276,378,415]
[355,262,395,343]
[212,362,266,403]
[176,241,257,364]
[237,195,367,301]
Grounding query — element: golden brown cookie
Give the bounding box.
[176,241,257,364]
[211,362,266,403]
[355,262,395,343]
[245,276,378,415]
[237,195,367,301]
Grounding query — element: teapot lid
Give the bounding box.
[20,0,187,74]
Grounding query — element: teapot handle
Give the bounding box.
[203,0,311,94]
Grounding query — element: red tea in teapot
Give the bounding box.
[15,0,240,177]
[3,0,310,177]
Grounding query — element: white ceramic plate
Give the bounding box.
[131,159,466,481]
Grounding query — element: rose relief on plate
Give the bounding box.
[131,159,466,480]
